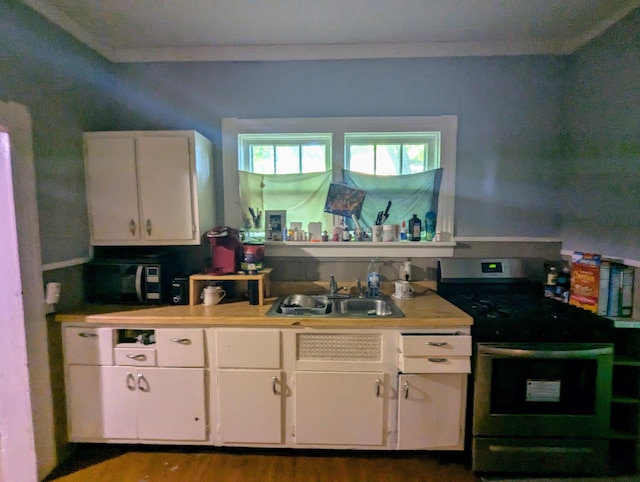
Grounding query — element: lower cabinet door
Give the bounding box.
[67,365,136,440]
[217,370,283,444]
[136,367,207,441]
[294,371,385,446]
[397,373,467,450]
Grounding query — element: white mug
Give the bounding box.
[393,280,413,299]
[201,285,226,305]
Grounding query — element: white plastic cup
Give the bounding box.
[372,225,383,242]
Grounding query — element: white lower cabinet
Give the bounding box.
[217,370,283,444]
[397,373,467,450]
[64,324,471,451]
[294,371,385,446]
[64,326,207,443]
[68,366,206,441]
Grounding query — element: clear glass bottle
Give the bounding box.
[367,257,380,298]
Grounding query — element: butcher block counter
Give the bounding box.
[58,281,473,451]
[56,286,472,328]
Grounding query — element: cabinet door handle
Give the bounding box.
[126,372,136,391]
[129,219,136,236]
[170,337,191,345]
[137,373,150,392]
[426,341,448,347]
[78,332,98,338]
[272,376,279,395]
[126,353,147,361]
[146,219,152,235]
[375,378,381,398]
[427,357,448,363]
[403,381,410,399]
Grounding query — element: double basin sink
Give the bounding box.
[265,294,404,318]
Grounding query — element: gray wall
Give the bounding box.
[561,8,640,261]
[111,56,565,239]
[0,0,116,264]
[2,1,638,266]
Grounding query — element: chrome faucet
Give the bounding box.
[356,278,366,298]
[329,275,348,297]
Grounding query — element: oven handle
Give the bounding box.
[478,345,612,358]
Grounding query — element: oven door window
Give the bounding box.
[490,358,597,415]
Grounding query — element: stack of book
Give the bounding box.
[598,260,634,318]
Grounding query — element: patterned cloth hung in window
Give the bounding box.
[238,171,332,229]
[342,168,443,229]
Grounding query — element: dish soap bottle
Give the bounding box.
[367,257,381,298]
[425,211,436,241]
[409,214,422,241]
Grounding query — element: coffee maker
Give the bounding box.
[205,226,243,275]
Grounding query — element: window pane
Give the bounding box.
[349,145,374,174]
[403,144,426,174]
[275,145,300,174]
[301,145,327,173]
[251,145,274,174]
[376,144,400,175]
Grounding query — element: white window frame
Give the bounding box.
[222,116,457,236]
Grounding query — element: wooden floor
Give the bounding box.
[44,445,481,482]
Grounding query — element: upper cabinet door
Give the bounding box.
[136,135,195,242]
[85,136,140,243]
[84,131,214,246]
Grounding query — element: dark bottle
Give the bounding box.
[408,214,422,241]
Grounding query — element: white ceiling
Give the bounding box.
[22,0,640,62]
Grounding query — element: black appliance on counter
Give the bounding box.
[85,250,178,305]
[438,258,615,476]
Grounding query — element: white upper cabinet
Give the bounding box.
[84,130,215,245]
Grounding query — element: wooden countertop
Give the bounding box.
[56,289,472,329]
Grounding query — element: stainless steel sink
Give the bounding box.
[265,295,404,318]
[333,297,398,316]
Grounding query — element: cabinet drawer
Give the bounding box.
[216,330,281,368]
[114,346,157,366]
[399,355,471,374]
[400,335,471,357]
[64,327,114,365]
[156,329,205,367]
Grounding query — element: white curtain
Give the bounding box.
[342,168,443,229]
[238,170,333,230]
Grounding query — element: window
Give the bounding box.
[345,132,440,175]
[239,134,331,174]
[223,116,457,239]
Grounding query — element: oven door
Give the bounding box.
[473,343,613,437]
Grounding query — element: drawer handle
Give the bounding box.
[426,341,448,347]
[375,378,381,398]
[126,372,136,391]
[427,358,448,363]
[146,219,152,236]
[78,332,98,338]
[126,353,147,361]
[403,381,410,399]
[272,376,279,395]
[170,337,191,345]
[137,373,150,392]
[129,219,136,236]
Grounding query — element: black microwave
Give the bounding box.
[85,257,171,304]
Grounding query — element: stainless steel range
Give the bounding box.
[438,258,615,476]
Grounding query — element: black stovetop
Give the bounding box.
[442,288,614,343]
